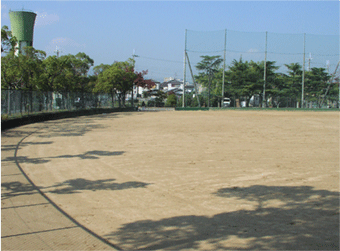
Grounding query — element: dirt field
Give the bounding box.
[10,110,340,250]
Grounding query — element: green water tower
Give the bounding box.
[9,10,37,55]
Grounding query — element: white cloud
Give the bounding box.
[35,12,59,27]
[45,37,86,56]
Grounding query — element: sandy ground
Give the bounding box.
[7,110,340,250]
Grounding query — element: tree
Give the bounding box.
[69,52,94,92]
[1,51,24,115]
[195,55,223,107]
[20,47,46,90]
[38,55,76,110]
[225,58,252,105]
[1,25,17,55]
[94,63,120,107]
[39,55,72,92]
[134,70,154,89]
[283,63,302,106]
[93,63,111,76]
[1,51,23,90]
[249,60,279,106]
[95,60,137,107]
[21,47,46,112]
[304,67,331,107]
[133,69,155,104]
[61,52,94,108]
[269,73,288,108]
[165,93,177,107]
[154,90,167,107]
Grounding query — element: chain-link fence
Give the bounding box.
[1,90,118,116]
[185,30,339,78]
[184,29,339,108]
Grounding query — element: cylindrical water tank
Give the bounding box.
[9,10,37,54]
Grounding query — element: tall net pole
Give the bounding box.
[183,29,187,107]
[222,29,227,105]
[301,33,306,108]
[262,31,268,108]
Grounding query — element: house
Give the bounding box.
[160,79,196,95]
[133,79,159,98]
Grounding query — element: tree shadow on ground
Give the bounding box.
[43,178,151,194]
[2,149,123,165]
[38,115,111,138]
[1,125,42,138]
[1,141,54,152]
[1,181,38,199]
[39,112,145,138]
[1,144,19,152]
[50,150,125,160]
[21,141,54,146]
[105,185,339,250]
[39,122,107,137]
[2,156,50,164]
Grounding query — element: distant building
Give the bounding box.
[159,79,196,96]
[133,79,158,97]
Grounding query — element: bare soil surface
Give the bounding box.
[12,110,340,250]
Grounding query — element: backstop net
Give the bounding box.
[184,29,339,108]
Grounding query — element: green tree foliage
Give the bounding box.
[305,67,330,105]
[154,90,167,107]
[20,46,46,92]
[1,25,17,54]
[195,55,223,107]
[94,59,152,107]
[68,52,94,93]
[95,60,136,107]
[249,60,279,106]
[165,93,177,107]
[283,63,303,103]
[1,51,23,89]
[225,58,279,106]
[193,55,335,108]
[93,63,111,76]
[39,55,72,91]
[225,58,252,105]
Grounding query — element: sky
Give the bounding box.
[1,1,339,82]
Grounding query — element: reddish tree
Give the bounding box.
[134,70,155,89]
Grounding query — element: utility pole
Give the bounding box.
[326,60,330,74]
[308,53,312,71]
[183,29,187,108]
[132,51,139,108]
[186,52,201,107]
[320,60,340,108]
[54,46,62,57]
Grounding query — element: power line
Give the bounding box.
[138,56,182,64]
